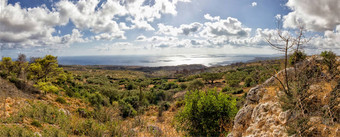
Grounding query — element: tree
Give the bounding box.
[14,54,28,80]
[0,57,13,78]
[201,73,223,84]
[28,55,63,82]
[176,89,238,136]
[265,20,309,96]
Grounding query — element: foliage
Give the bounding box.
[289,50,307,65]
[118,100,137,118]
[0,125,35,137]
[320,51,337,73]
[179,83,188,90]
[89,92,110,107]
[31,120,43,127]
[34,82,59,94]
[187,79,204,91]
[28,55,64,82]
[56,97,67,104]
[201,73,223,84]
[0,57,13,78]
[176,89,238,136]
[244,77,253,87]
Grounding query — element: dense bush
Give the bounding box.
[146,90,169,105]
[244,77,253,87]
[289,50,307,65]
[201,73,223,84]
[34,82,59,94]
[176,89,238,136]
[0,125,35,136]
[320,51,337,73]
[118,100,137,118]
[89,92,110,107]
[187,79,204,91]
[179,83,188,90]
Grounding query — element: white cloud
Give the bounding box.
[204,14,220,21]
[252,2,257,7]
[93,33,126,41]
[275,14,281,20]
[0,0,191,49]
[200,17,251,38]
[136,35,147,41]
[0,0,85,48]
[157,22,202,36]
[283,0,340,31]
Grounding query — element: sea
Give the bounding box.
[58,54,279,67]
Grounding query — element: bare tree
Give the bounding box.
[265,20,295,95]
[265,20,311,96]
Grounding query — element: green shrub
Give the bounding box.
[187,79,204,91]
[221,86,232,92]
[289,50,307,65]
[118,100,137,118]
[77,108,93,118]
[123,95,140,109]
[201,73,223,84]
[231,88,244,94]
[89,92,110,107]
[56,97,67,104]
[31,120,42,127]
[320,51,337,73]
[126,82,137,90]
[0,125,35,137]
[42,126,68,137]
[34,82,59,94]
[75,119,106,136]
[146,90,168,105]
[227,80,240,87]
[161,82,178,90]
[10,101,71,133]
[244,77,253,87]
[179,83,188,90]
[176,89,238,136]
[159,101,171,111]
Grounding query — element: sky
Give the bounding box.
[0,0,339,58]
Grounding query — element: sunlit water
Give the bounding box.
[58,54,278,67]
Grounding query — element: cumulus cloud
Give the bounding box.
[0,0,191,49]
[0,0,86,48]
[204,14,220,21]
[157,22,202,36]
[251,2,257,7]
[200,17,251,38]
[136,35,147,41]
[283,0,340,31]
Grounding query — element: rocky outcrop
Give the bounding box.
[228,69,292,137]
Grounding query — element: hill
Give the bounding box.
[0,53,338,136]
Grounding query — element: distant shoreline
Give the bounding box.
[57,54,279,67]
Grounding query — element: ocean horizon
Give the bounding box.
[57,54,279,67]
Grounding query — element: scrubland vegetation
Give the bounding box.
[0,51,338,136]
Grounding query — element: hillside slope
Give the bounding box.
[228,56,340,137]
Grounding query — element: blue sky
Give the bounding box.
[0,0,339,58]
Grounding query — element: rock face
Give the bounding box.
[228,71,290,137]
